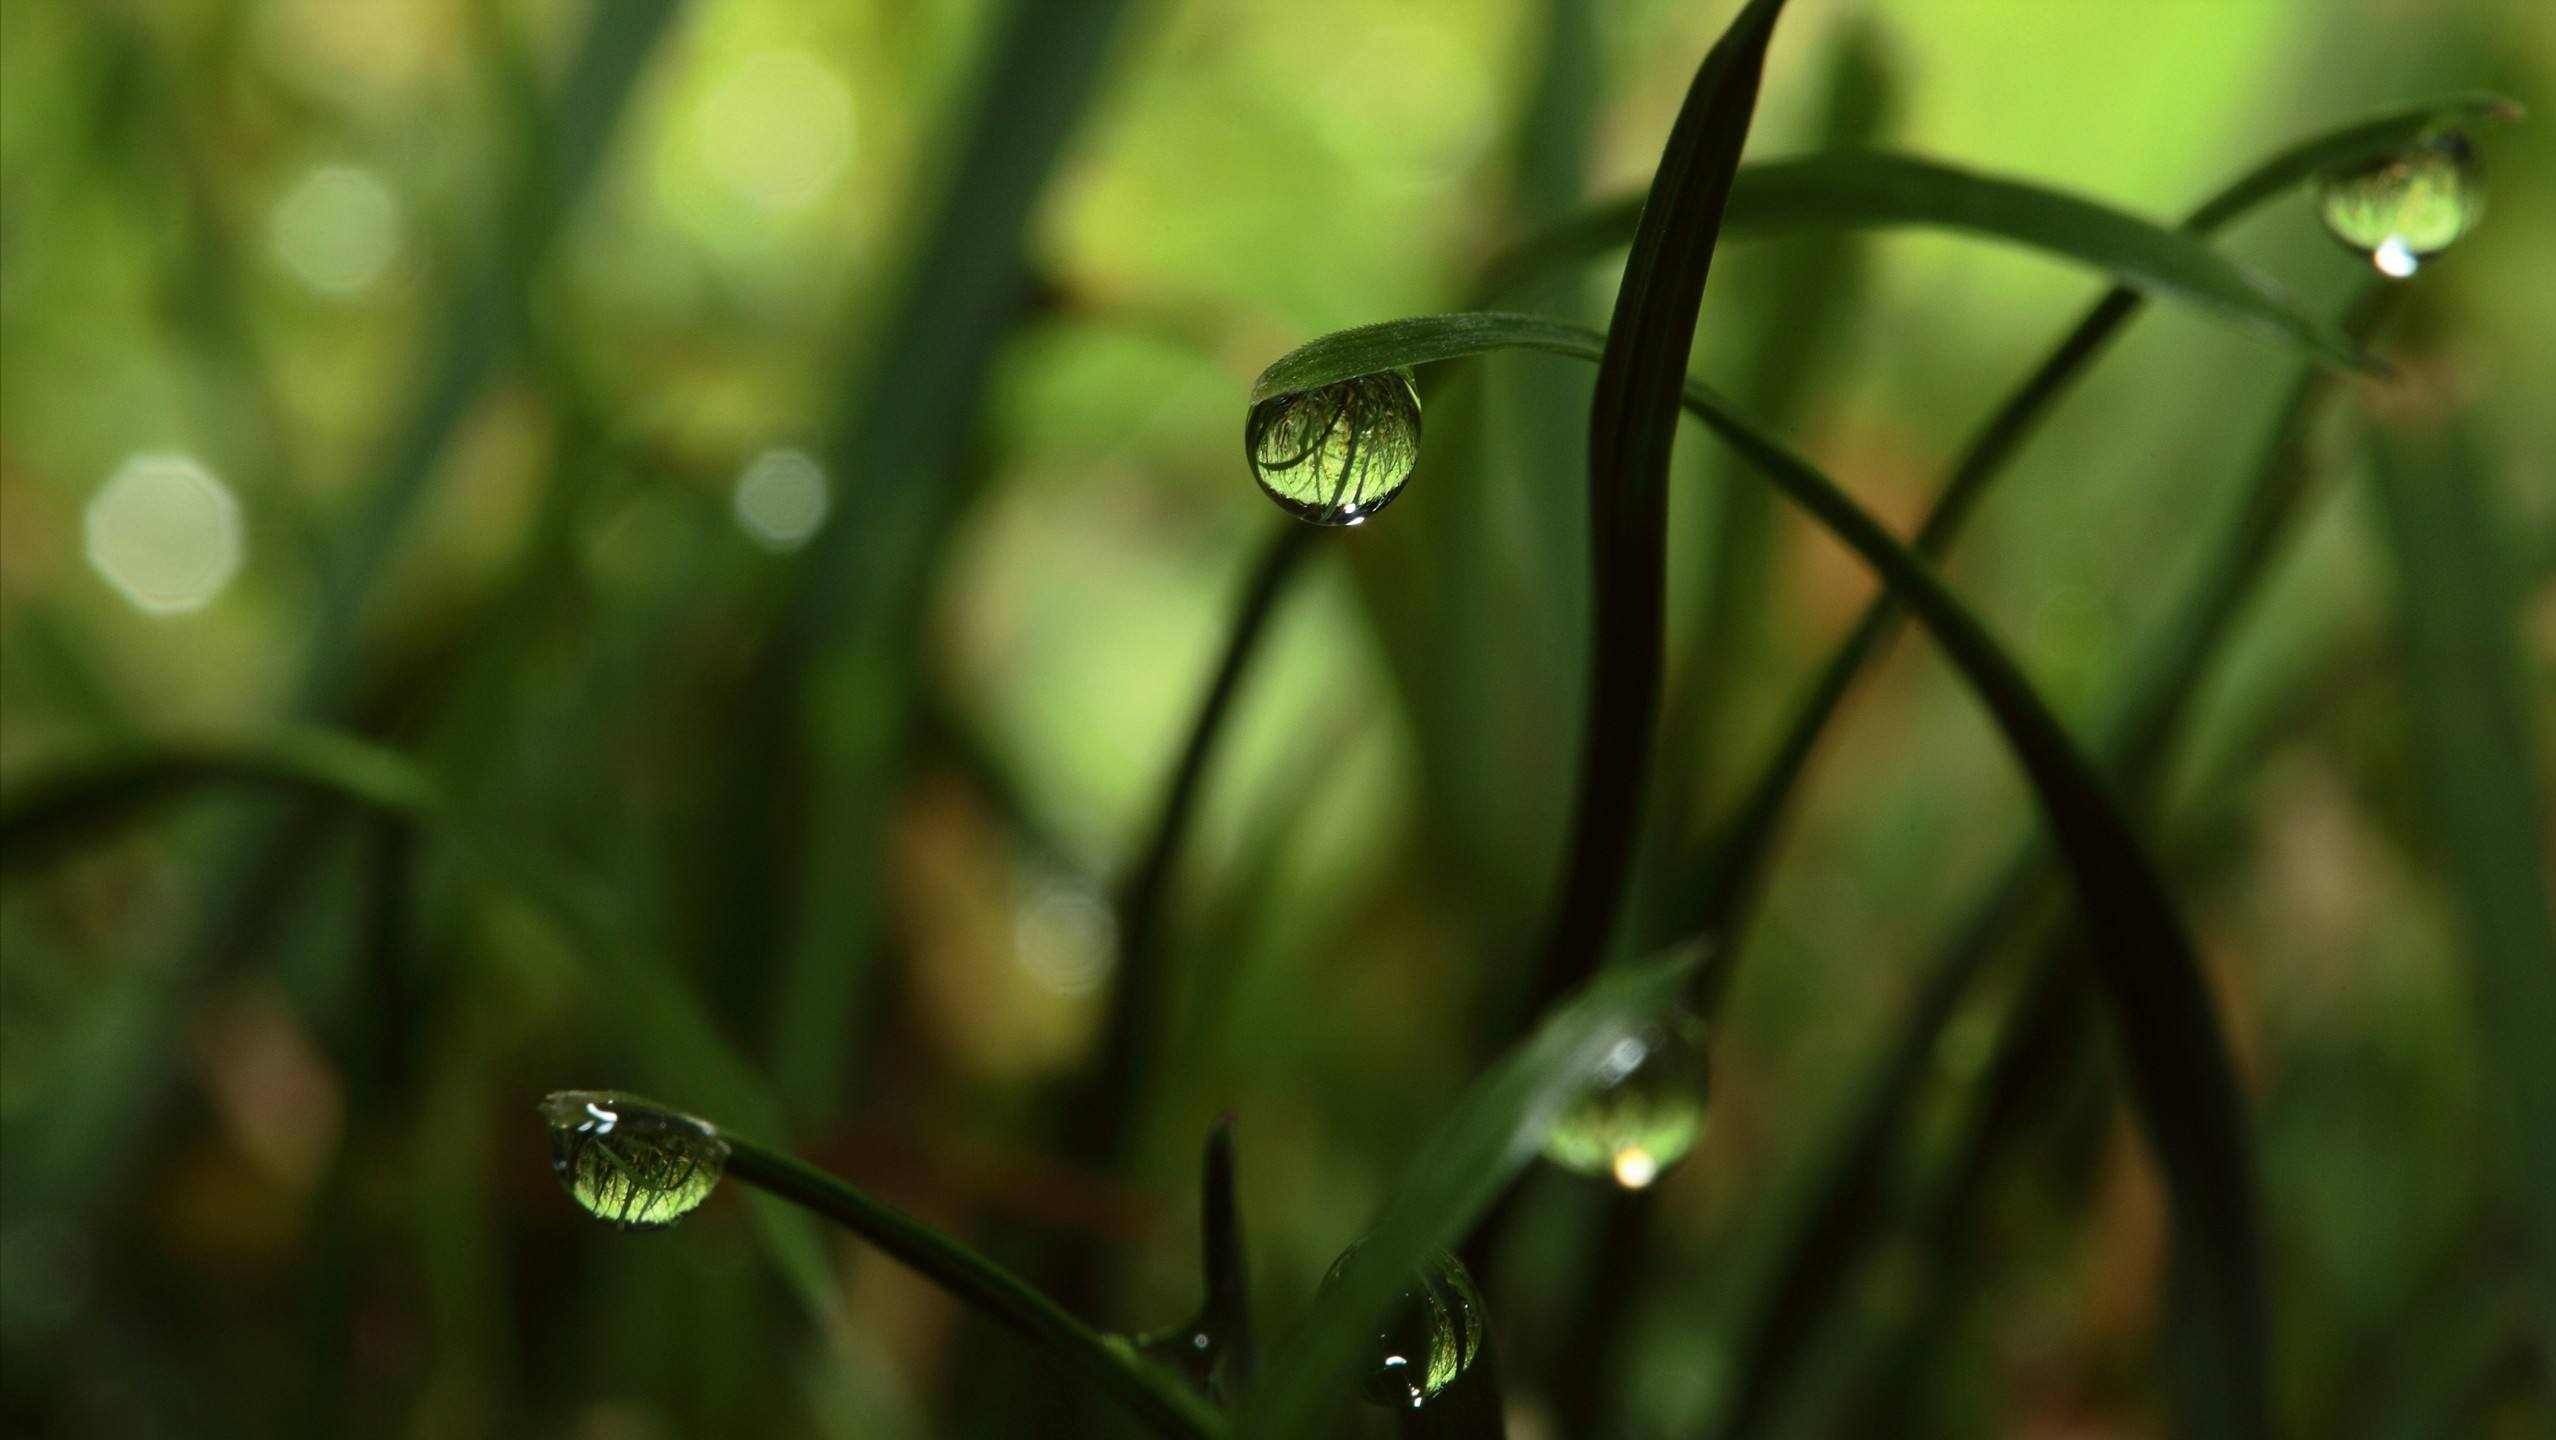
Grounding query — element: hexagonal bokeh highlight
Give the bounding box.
[83,454,244,615]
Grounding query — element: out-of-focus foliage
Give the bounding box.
[2,1,2550,1436]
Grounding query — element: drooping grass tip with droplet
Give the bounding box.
[539,1090,730,1231]
[1540,1008,1711,1190]
[2315,131,2485,279]
[1244,369,1423,527]
[1317,1241,1487,1409]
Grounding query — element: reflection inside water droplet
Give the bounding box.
[1245,370,1422,527]
[1319,1242,1486,1409]
[540,1091,729,1231]
[2316,132,2484,279]
[1542,1008,1710,1190]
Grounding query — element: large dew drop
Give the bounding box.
[540,1091,730,1231]
[2316,133,2484,279]
[1245,370,1422,527]
[1541,1009,1710,1190]
[1319,1242,1486,1409]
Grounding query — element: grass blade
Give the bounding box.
[1239,306,2265,1436]
[2368,422,2556,1339]
[1239,948,1702,1439]
[1472,94,2519,321]
[1202,1118,1257,1390]
[1497,0,1788,1026]
[1707,287,2398,1437]
[718,1132,1222,1440]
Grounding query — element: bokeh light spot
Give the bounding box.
[84,454,245,615]
[731,449,830,551]
[269,165,402,295]
[699,51,855,214]
[1013,882,1117,999]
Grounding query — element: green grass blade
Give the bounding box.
[719,1134,1223,1440]
[1481,0,1785,1029]
[1239,947,1702,1439]
[2368,423,2556,1338]
[0,736,847,1327]
[298,0,680,708]
[1707,288,2397,1436]
[1239,308,2264,1437]
[1472,93,2519,321]
[1661,96,2516,1002]
[1202,1118,1257,1390]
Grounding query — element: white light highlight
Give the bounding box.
[731,449,830,551]
[701,52,855,213]
[2373,235,2419,279]
[1612,1147,1660,1190]
[84,454,244,615]
[269,165,401,294]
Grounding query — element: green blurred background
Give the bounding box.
[3,0,2551,1435]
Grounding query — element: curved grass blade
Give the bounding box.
[1662,94,2518,1002]
[0,733,1218,1424]
[1472,93,2520,320]
[2369,423,2556,1338]
[1486,0,1787,1029]
[1706,286,2398,1438]
[718,1131,1221,1439]
[1240,947,1701,1439]
[1244,308,2263,1438]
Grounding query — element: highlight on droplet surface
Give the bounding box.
[83,454,244,615]
[1244,369,1422,527]
[2315,132,2484,280]
[539,1091,730,1231]
[1319,1242,1487,1409]
[731,448,830,551]
[269,164,402,295]
[1541,1008,1710,1190]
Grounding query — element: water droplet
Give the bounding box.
[1245,370,1422,526]
[2317,133,2484,279]
[1126,1322,1220,1393]
[1319,1242,1486,1409]
[539,1091,729,1231]
[1541,1009,1710,1189]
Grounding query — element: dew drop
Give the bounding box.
[2316,133,2484,279]
[539,1091,729,1231]
[1319,1242,1486,1409]
[1541,1008,1710,1189]
[1245,369,1422,527]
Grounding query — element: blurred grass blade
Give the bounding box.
[1708,287,2398,1437]
[2368,422,2556,1335]
[0,733,847,1328]
[1239,947,1702,1439]
[717,1133,1222,1439]
[299,0,680,706]
[1067,526,1314,1167]
[1513,0,1787,1023]
[724,0,1137,1118]
[1474,93,2520,314]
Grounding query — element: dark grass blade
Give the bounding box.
[1239,947,1701,1439]
[718,1133,1222,1440]
[1705,287,2398,1437]
[1202,1118,1257,1390]
[1471,94,2519,313]
[1525,0,1787,1033]
[1659,95,2518,1000]
[1235,309,2262,1435]
[2368,423,2556,1337]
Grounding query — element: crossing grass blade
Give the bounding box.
[1241,306,2264,1440]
